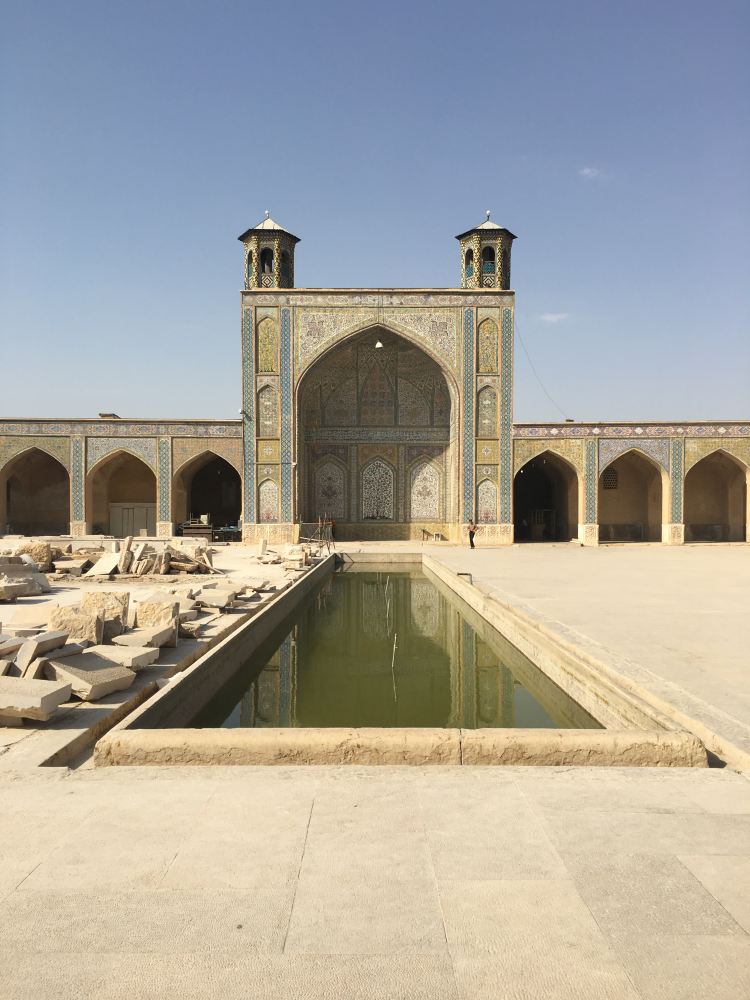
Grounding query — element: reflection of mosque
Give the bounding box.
[235,574,584,729]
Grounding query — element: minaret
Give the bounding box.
[455,212,516,289]
[238,212,301,289]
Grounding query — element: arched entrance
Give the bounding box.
[684,450,748,542]
[87,451,156,537]
[1,449,70,535]
[296,327,458,539]
[513,451,579,541]
[172,453,241,528]
[598,450,665,542]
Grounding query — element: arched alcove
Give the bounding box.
[172,452,241,528]
[295,326,458,538]
[684,450,747,542]
[598,450,665,542]
[87,451,156,536]
[0,449,70,535]
[513,451,579,541]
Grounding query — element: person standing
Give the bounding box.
[468,518,476,549]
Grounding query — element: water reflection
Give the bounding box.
[192,571,602,730]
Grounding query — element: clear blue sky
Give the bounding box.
[2,1,748,423]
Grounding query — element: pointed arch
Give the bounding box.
[0,446,71,535]
[361,457,395,521]
[684,448,748,542]
[312,456,347,521]
[513,449,581,541]
[597,448,666,542]
[476,478,498,524]
[409,459,441,521]
[85,449,157,536]
[258,478,279,523]
[257,385,279,437]
[477,386,498,437]
[171,449,242,527]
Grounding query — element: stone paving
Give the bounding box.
[1,541,749,998]
[1,765,749,999]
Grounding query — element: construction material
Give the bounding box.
[44,652,136,701]
[48,607,104,645]
[0,676,72,721]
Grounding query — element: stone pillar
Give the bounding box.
[497,306,514,543]
[581,437,599,545]
[667,438,685,545]
[241,305,255,541]
[461,308,475,526]
[69,435,88,536]
[156,437,174,538]
[280,307,293,524]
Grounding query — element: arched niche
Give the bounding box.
[295,326,459,530]
[0,448,70,535]
[513,450,580,541]
[598,449,667,542]
[172,451,242,528]
[86,450,156,537]
[684,449,748,542]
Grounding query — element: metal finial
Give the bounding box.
[486,210,491,220]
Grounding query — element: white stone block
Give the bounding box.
[87,644,160,670]
[0,676,72,720]
[44,653,136,701]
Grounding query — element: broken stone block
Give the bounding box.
[52,559,90,577]
[0,676,73,720]
[7,603,58,627]
[111,624,175,649]
[15,632,70,674]
[26,642,90,679]
[0,582,28,601]
[87,644,160,670]
[48,607,104,645]
[18,542,52,574]
[257,539,267,556]
[0,659,14,676]
[117,536,134,574]
[0,568,42,597]
[135,601,179,628]
[0,638,29,658]
[44,652,136,701]
[84,552,120,577]
[80,592,129,642]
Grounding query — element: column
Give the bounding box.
[462,307,474,537]
[241,305,255,539]
[497,306,514,543]
[580,437,599,545]
[665,438,685,544]
[280,307,293,528]
[156,437,174,537]
[69,436,87,536]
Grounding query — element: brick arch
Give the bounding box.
[0,446,71,535]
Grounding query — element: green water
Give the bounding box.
[191,569,602,730]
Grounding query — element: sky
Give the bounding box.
[1,0,748,423]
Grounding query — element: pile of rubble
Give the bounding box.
[0,578,275,725]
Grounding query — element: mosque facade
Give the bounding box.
[2,216,748,545]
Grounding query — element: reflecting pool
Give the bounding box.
[191,569,602,730]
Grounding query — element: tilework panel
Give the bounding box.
[477,318,499,373]
[349,444,358,521]
[513,438,585,476]
[258,478,279,523]
[476,440,499,463]
[585,438,597,523]
[309,444,348,464]
[477,387,498,437]
[172,438,243,475]
[476,464,498,482]
[257,440,280,462]
[477,478,498,523]
[0,421,242,438]
[157,438,170,523]
[462,308,474,521]
[361,459,394,520]
[397,379,430,425]
[410,461,440,520]
[381,308,461,373]
[314,459,346,519]
[671,439,683,524]
[308,427,450,443]
[256,317,278,373]
[86,437,157,472]
[257,387,279,437]
[499,307,513,523]
[684,437,750,473]
[242,306,255,522]
[295,308,379,372]
[398,444,406,520]
[359,443,397,467]
[407,445,445,467]
[599,437,670,473]
[477,375,500,389]
[514,423,750,439]
[71,437,84,522]
[360,366,395,425]
[280,308,292,521]
[324,379,357,425]
[0,436,70,472]
[256,375,279,391]
[256,464,280,482]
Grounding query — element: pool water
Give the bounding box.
[191,569,602,730]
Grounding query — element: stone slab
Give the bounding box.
[88,644,160,670]
[0,675,72,720]
[48,607,104,645]
[84,552,120,576]
[111,624,175,648]
[45,653,136,701]
[16,632,70,673]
